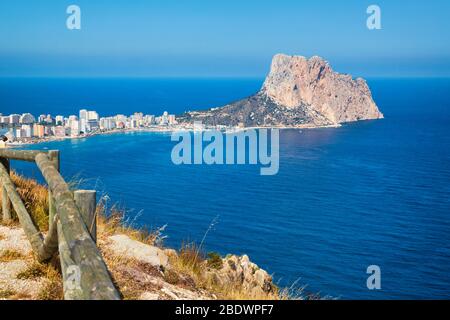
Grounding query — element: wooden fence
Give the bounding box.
[0,149,120,300]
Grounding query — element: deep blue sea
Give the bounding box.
[1,77,450,299]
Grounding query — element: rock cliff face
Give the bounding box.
[181,54,383,127]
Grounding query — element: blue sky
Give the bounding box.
[0,0,449,77]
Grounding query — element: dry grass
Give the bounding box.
[0,172,61,300]
[176,242,206,275]
[96,207,282,300]
[99,248,163,300]
[97,212,281,300]
[36,264,63,300]
[0,218,19,228]
[1,172,289,300]
[14,261,63,300]
[12,172,50,231]
[0,249,24,262]
[0,172,49,231]
[168,243,280,300]
[96,203,160,246]
[16,262,47,279]
[0,288,17,299]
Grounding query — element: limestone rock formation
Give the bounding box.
[106,234,169,269]
[206,254,276,297]
[181,54,383,127]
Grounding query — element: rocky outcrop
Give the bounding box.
[101,234,276,300]
[106,234,169,269]
[1,225,277,300]
[180,54,383,127]
[206,254,275,297]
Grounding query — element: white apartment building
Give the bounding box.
[168,114,177,125]
[80,119,87,133]
[38,115,46,123]
[88,111,99,121]
[100,117,116,130]
[70,120,80,137]
[21,124,33,138]
[20,113,36,124]
[44,115,53,124]
[145,115,155,125]
[55,115,64,125]
[79,109,87,120]
[9,114,20,124]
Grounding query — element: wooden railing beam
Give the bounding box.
[0,149,49,162]
[0,157,11,222]
[0,149,119,300]
[74,190,97,243]
[35,153,120,300]
[47,150,59,236]
[0,161,44,253]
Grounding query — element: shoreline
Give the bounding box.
[4,127,177,148]
[5,122,342,148]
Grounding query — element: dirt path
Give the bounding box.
[0,225,47,299]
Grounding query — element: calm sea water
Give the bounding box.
[2,77,450,299]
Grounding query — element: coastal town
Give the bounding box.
[0,109,183,147]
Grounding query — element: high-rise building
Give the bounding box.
[70,120,80,137]
[55,115,64,125]
[116,121,125,129]
[88,111,99,121]
[33,124,45,138]
[38,115,46,123]
[159,111,169,125]
[87,119,99,131]
[100,117,116,130]
[145,115,155,125]
[54,126,66,138]
[45,126,52,136]
[67,115,78,129]
[80,118,87,134]
[45,114,53,124]
[20,113,36,124]
[115,115,127,126]
[21,124,33,138]
[79,109,88,121]
[132,112,143,120]
[79,110,99,132]
[168,114,177,125]
[9,114,20,124]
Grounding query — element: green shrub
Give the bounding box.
[207,252,223,270]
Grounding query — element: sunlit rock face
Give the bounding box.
[181,54,383,127]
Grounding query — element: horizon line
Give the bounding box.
[1,75,450,80]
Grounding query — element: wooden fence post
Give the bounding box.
[0,157,11,222]
[74,190,97,243]
[47,151,60,229]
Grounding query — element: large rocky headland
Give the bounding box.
[180,54,383,128]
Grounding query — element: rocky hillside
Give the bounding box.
[0,173,279,300]
[0,224,277,300]
[180,54,383,127]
